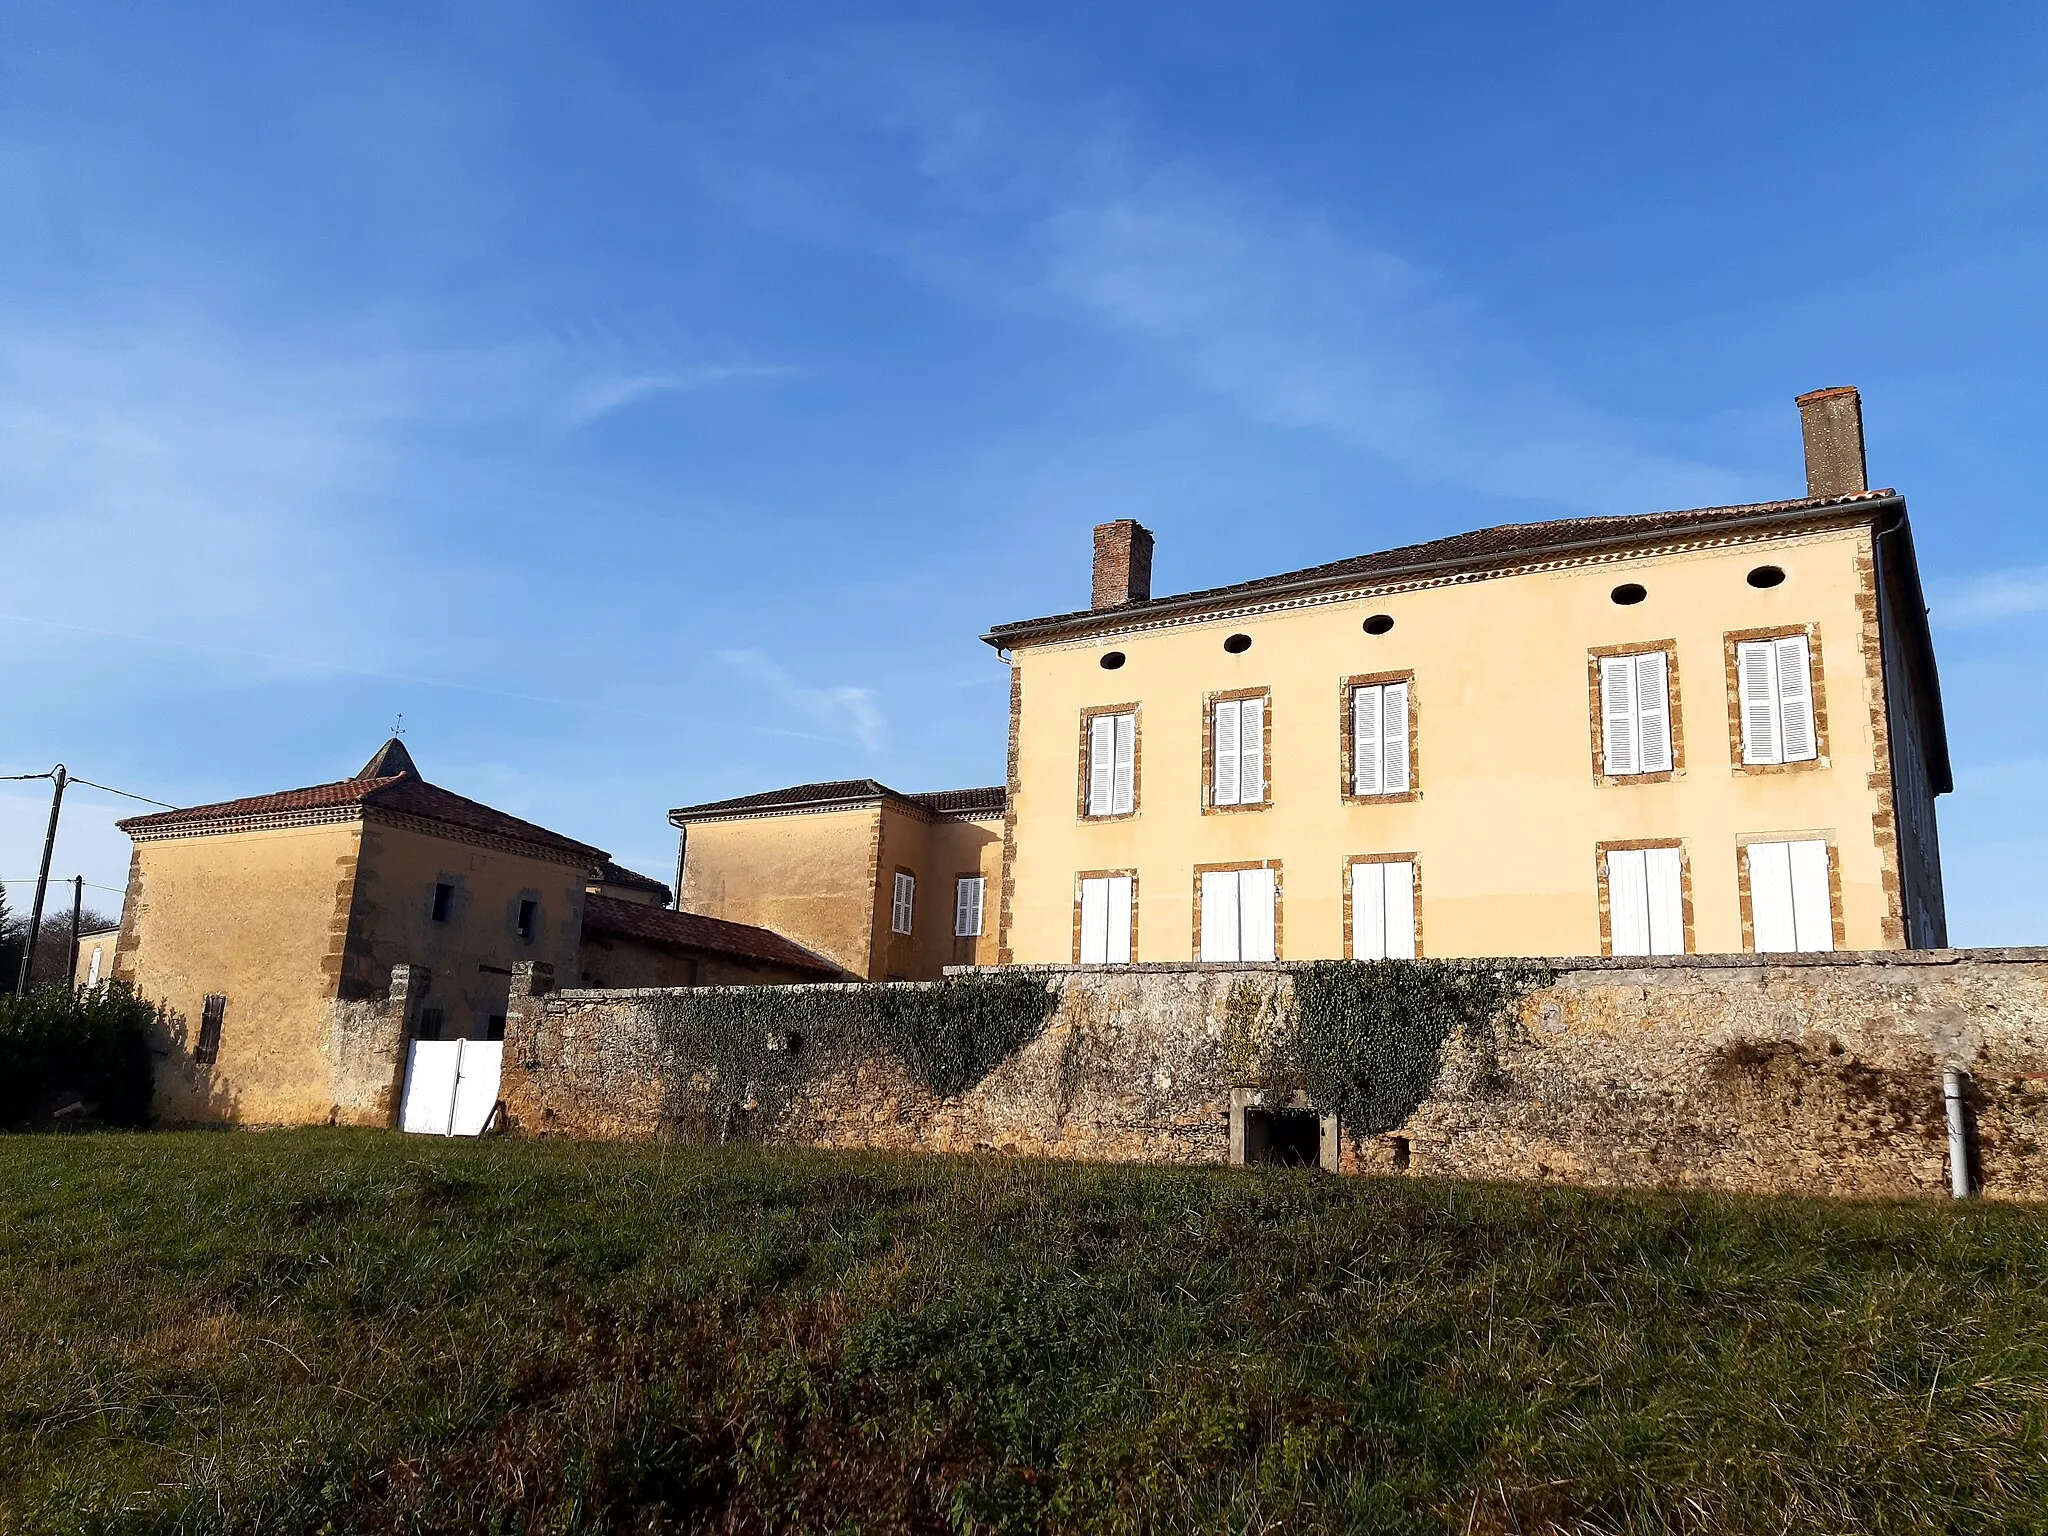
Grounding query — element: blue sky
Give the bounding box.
[4,2,2046,941]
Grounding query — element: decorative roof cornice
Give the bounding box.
[124,805,366,843]
[668,781,1005,828]
[984,494,1901,650]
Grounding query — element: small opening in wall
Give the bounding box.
[1747,564,1786,589]
[432,882,454,922]
[1242,1106,1322,1167]
[195,993,227,1066]
[1611,583,1647,606]
[1223,633,1253,654]
[1100,651,1127,670]
[1390,1134,1411,1171]
[516,899,538,940]
[1362,614,1394,635]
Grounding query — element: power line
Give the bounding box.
[4,770,177,809]
[1,878,127,895]
[65,776,178,809]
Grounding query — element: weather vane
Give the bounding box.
[393,713,405,738]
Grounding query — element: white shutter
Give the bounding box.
[1385,861,1416,959]
[1747,842,1797,952]
[1382,683,1410,793]
[1353,686,1382,795]
[1239,868,1276,962]
[1775,636,1817,763]
[1213,701,1240,806]
[1239,697,1265,804]
[1351,861,1388,960]
[1739,641,1781,765]
[1788,840,1834,951]
[1079,878,1109,964]
[892,872,915,935]
[1105,875,1133,963]
[88,946,103,986]
[1089,716,1115,815]
[1644,846,1684,955]
[1112,714,1136,814]
[1607,849,1651,956]
[1200,870,1240,960]
[1601,657,1638,776]
[1635,652,1671,773]
[955,878,984,938]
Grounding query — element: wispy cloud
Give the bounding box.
[0,320,804,684]
[563,364,799,428]
[1932,567,2048,626]
[1039,170,1756,515]
[703,33,1761,517]
[719,648,885,752]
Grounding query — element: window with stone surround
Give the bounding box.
[1343,673,1415,799]
[1076,873,1135,964]
[1081,708,1137,818]
[1207,691,1269,810]
[1728,628,1825,769]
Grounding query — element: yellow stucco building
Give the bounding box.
[985,387,1949,965]
[670,781,1005,980]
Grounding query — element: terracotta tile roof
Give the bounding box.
[581,892,841,977]
[118,772,608,862]
[669,779,1005,823]
[984,489,1902,645]
[589,858,674,904]
[903,786,1006,817]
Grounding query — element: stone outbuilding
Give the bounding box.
[112,739,832,1127]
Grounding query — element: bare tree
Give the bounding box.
[2,905,120,991]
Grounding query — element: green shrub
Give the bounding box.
[1289,958,1549,1135]
[0,982,164,1129]
[652,971,1059,1137]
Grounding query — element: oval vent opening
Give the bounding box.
[1747,565,1786,589]
[1223,633,1253,654]
[1362,614,1394,635]
[1610,583,1648,606]
[1099,651,1127,670]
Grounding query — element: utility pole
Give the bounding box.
[67,875,83,989]
[15,765,66,994]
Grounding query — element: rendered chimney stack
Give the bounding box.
[1091,519,1155,610]
[1796,386,1869,500]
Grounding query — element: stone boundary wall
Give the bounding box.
[498,950,2048,1200]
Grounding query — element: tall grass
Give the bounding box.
[3,1132,2046,1533]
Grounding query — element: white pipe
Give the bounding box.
[1943,1067,1970,1199]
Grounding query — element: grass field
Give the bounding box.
[3,1132,2047,1535]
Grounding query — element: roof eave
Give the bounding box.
[981,495,1907,649]
[668,792,888,828]
[668,787,1002,828]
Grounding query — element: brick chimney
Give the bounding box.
[1091,519,1155,610]
[1796,386,1868,500]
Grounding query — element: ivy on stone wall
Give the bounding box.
[649,972,1058,1140]
[1286,959,1550,1137]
